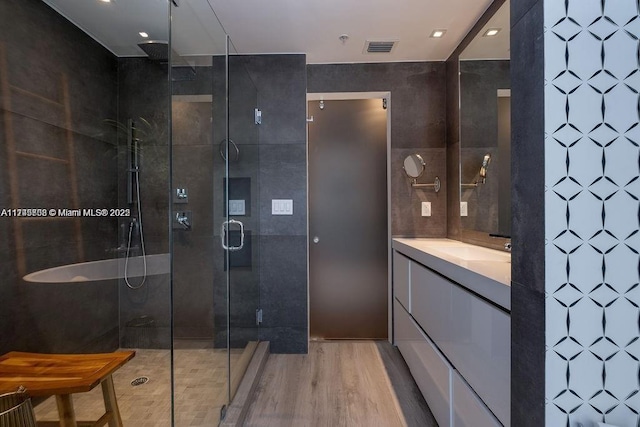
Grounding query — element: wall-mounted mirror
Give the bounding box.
[403,154,441,192]
[404,154,426,178]
[459,0,510,237]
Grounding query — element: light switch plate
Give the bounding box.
[460,202,468,217]
[272,199,293,215]
[229,199,245,216]
[421,202,431,217]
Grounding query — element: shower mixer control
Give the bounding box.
[174,188,188,204]
[174,211,192,230]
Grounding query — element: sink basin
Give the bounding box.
[431,246,510,262]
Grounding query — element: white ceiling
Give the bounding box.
[460,0,510,60]
[42,0,502,63]
[42,0,171,56]
[208,0,495,63]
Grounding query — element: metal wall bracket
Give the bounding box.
[412,176,441,193]
[461,182,479,189]
[254,108,262,125]
[256,308,263,325]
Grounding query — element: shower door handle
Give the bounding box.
[221,219,244,251]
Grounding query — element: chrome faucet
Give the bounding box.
[504,242,512,252]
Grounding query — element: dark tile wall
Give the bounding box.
[0,0,119,354]
[233,55,308,354]
[307,62,448,237]
[212,58,263,349]
[510,0,545,424]
[116,58,170,254]
[172,64,232,346]
[171,100,215,340]
[116,57,171,348]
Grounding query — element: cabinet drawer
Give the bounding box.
[394,300,451,427]
[410,262,510,426]
[393,251,411,311]
[452,372,501,427]
[410,262,453,342]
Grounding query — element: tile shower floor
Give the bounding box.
[34,348,243,427]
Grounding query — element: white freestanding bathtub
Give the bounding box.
[22,254,170,283]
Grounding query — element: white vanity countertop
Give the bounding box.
[392,238,511,311]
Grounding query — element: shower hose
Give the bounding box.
[124,168,147,289]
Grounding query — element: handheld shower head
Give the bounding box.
[482,154,491,169]
[479,153,491,183]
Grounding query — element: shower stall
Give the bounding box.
[0,0,261,425]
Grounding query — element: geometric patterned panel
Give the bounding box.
[545,1,640,426]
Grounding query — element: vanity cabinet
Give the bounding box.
[395,299,451,426]
[393,251,411,311]
[453,371,502,427]
[392,240,510,427]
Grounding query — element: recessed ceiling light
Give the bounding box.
[483,28,501,37]
[139,32,149,38]
[430,29,447,38]
[99,0,112,3]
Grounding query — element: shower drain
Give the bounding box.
[130,376,149,387]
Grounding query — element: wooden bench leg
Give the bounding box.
[101,375,123,427]
[55,394,78,427]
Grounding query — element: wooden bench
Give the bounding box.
[0,351,135,427]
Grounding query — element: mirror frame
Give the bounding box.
[403,154,426,179]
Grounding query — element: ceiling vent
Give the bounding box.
[364,40,397,54]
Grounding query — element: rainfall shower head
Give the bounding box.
[137,41,169,62]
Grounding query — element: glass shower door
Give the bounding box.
[170,1,228,425]
[225,50,261,402]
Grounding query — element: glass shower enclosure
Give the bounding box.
[171,5,262,420]
[0,0,260,425]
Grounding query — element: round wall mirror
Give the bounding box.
[403,154,425,179]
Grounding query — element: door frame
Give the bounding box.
[306,91,392,343]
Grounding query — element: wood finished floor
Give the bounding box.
[244,341,437,427]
